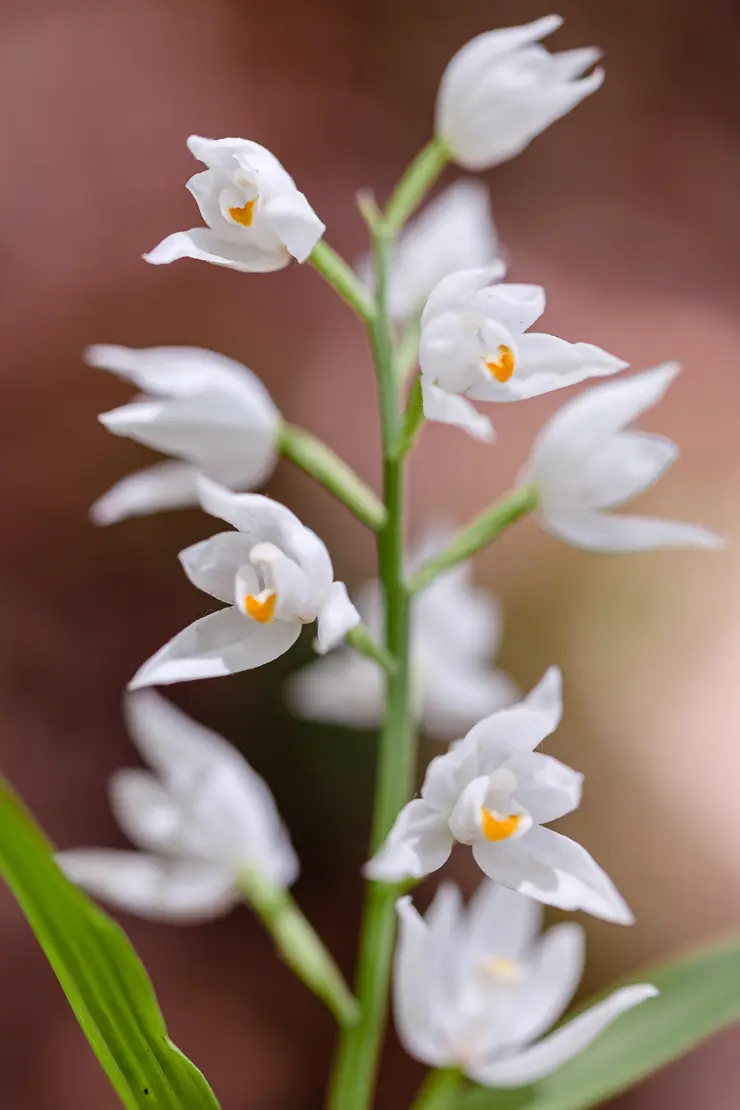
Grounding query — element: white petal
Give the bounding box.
[285,651,383,729]
[263,190,325,262]
[379,179,500,322]
[197,479,334,599]
[470,283,546,336]
[394,896,447,1065]
[437,16,565,131]
[144,227,290,272]
[187,135,280,171]
[550,46,603,81]
[462,667,563,762]
[85,345,280,414]
[527,363,680,467]
[469,334,626,403]
[109,768,183,854]
[421,379,495,443]
[180,532,256,603]
[365,800,453,882]
[421,663,520,741]
[315,582,361,653]
[425,883,466,1025]
[129,606,301,688]
[475,825,634,924]
[510,923,585,1045]
[57,849,238,923]
[505,751,582,825]
[464,883,543,966]
[91,462,200,525]
[541,509,725,553]
[470,984,658,1087]
[122,690,299,886]
[421,262,507,327]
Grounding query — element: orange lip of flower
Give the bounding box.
[244,590,276,623]
[229,198,257,228]
[481,808,521,842]
[485,344,515,383]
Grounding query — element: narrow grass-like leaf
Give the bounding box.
[459,935,740,1110]
[0,776,221,1110]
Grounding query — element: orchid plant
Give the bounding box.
[1,13,737,1110]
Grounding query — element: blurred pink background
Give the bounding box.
[1,0,739,1107]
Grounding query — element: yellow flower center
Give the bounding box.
[244,590,276,623]
[229,199,257,228]
[480,956,522,982]
[481,808,521,842]
[485,345,515,383]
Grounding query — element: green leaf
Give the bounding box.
[458,935,740,1110]
[0,776,221,1110]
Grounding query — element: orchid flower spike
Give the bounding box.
[520,362,726,552]
[287,528,518,739]
[436,15,604,171]
[87,345,281,524]
[395,883,657,1086]
[130,479,360,688]
[144,136,325,272]
[358,179,501,324]
[58,691,298,922]
[418,265,627,442]
[367,668,631,924]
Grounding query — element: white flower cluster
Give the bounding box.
[65,12,726,1095]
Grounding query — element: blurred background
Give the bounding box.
[1,0,740,1106]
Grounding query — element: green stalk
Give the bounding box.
[409,485,541,593]
[410,1069,465,1110]
[384,138,450,235]
[279,423,387,532]
[238,867,358,1028]
[326,220,416,1110]
[309,240,375,321]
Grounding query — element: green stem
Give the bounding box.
[346,623,397,676]
[410,1069,465,1110]
[279,423,387,532]
[409,485,540,593]
[309,240,375,321]
[384,138,450,235]
[238,867,358,1028]
[326,208,416,1110]
[395,315,421,385]
[396,375,425,459]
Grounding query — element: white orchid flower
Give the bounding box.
[520,362,726,553]
[358,179,500,324]
[395,882,657,1086]
[367,668,631,924]
[287,529,518,739]
[144,136,325,272]
[58,691,298,922]
[436,15,604,171]
[130,479,360,688]
[87,344,281,524]
[418,265,627,441]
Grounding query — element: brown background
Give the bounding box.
[1,0,739,1106]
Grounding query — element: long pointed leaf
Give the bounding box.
[459,934,740,1110]
[0,776,221,1110]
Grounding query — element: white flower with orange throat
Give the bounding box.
[394,882,657,1086]
[87,344,281,524]
[418,265,627,441]
[366,668,632,925]
[144,136,325,273]
[130,479,360,688]
[58,691,298,922]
